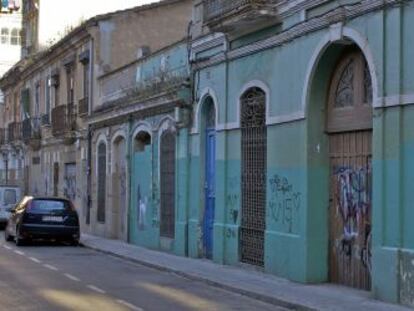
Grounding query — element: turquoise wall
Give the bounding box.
[188,2,414,307]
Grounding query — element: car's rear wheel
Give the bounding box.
[70,238,79,246]
[4,227,13,242]
[15,226,26,246]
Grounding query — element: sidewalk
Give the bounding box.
[80,234,410,311]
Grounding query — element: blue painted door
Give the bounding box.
[203,128,215,259]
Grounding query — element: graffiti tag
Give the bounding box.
[268,174,301,233]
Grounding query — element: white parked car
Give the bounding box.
[0,186,22,226]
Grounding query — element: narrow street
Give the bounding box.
[0,230,284,311]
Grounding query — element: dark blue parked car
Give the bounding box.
[4,196,80,246]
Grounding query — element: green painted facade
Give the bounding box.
[183,1,414,307]
[116,1,414,307]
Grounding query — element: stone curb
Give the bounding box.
[80,241,317,311]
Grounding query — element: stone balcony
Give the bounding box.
[22,117,41,150]
[203,0,281,34]
[51,103,77,144]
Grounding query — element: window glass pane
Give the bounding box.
[1,28,9,44]
[10,28,20,45]
[4,189,16,205]
[31,199,69,212]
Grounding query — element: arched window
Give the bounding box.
[203,96,216,129]
[326,49,373,132]
[1,28,9,45]
[10,28,20,45]
[97,142,106,223]
[240,86,267,267]
[134,131,151,152]
[160,128,176,238]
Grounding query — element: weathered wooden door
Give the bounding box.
[53,162,59,197]
[97,143,106,223]
[240,87,267,267]
[112,137,126,239]
[327,49,373,290]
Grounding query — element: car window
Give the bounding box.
[4,189,17,205]
[30,200,70,212]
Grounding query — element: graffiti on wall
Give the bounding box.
[268,174,301,233]
[64,164,76,202]
[226,177,239,225]
[334,165,372,271]
[136,185,148,230]
[225,227,237,239]
[151,181,160,228]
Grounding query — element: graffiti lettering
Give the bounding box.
[334,165,371,271]
[152,182,160,228]
[225,227,236,239]
[268,175,301,233]
[137,185,147,230]
[227,177,239,225]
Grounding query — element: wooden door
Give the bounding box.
[53,162,59,197]
[327,48,373,290]
[329,131,372,290]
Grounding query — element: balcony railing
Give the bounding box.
[7,122,22,143]
[203,0,279,32]
[51,103,76,137]
[78,97,89,116]
[22,117,41,142]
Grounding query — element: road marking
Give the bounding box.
[116,299,144,311]
[64,273,80,282]
[29,257,41,263]
[43,264,58,271]
[3,244,11,250]
[87,285,106,294]
[14,250,25,256]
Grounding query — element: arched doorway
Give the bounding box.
[160,128,176,239]
[327,48,373,290]
[202,96,216,259]
[240,87,267,267]
[112,136,126,239]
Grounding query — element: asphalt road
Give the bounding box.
[0,231,284,311]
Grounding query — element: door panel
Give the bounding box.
[203,129,215,259]
[329,130,372,290]
[129,147,151,244]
